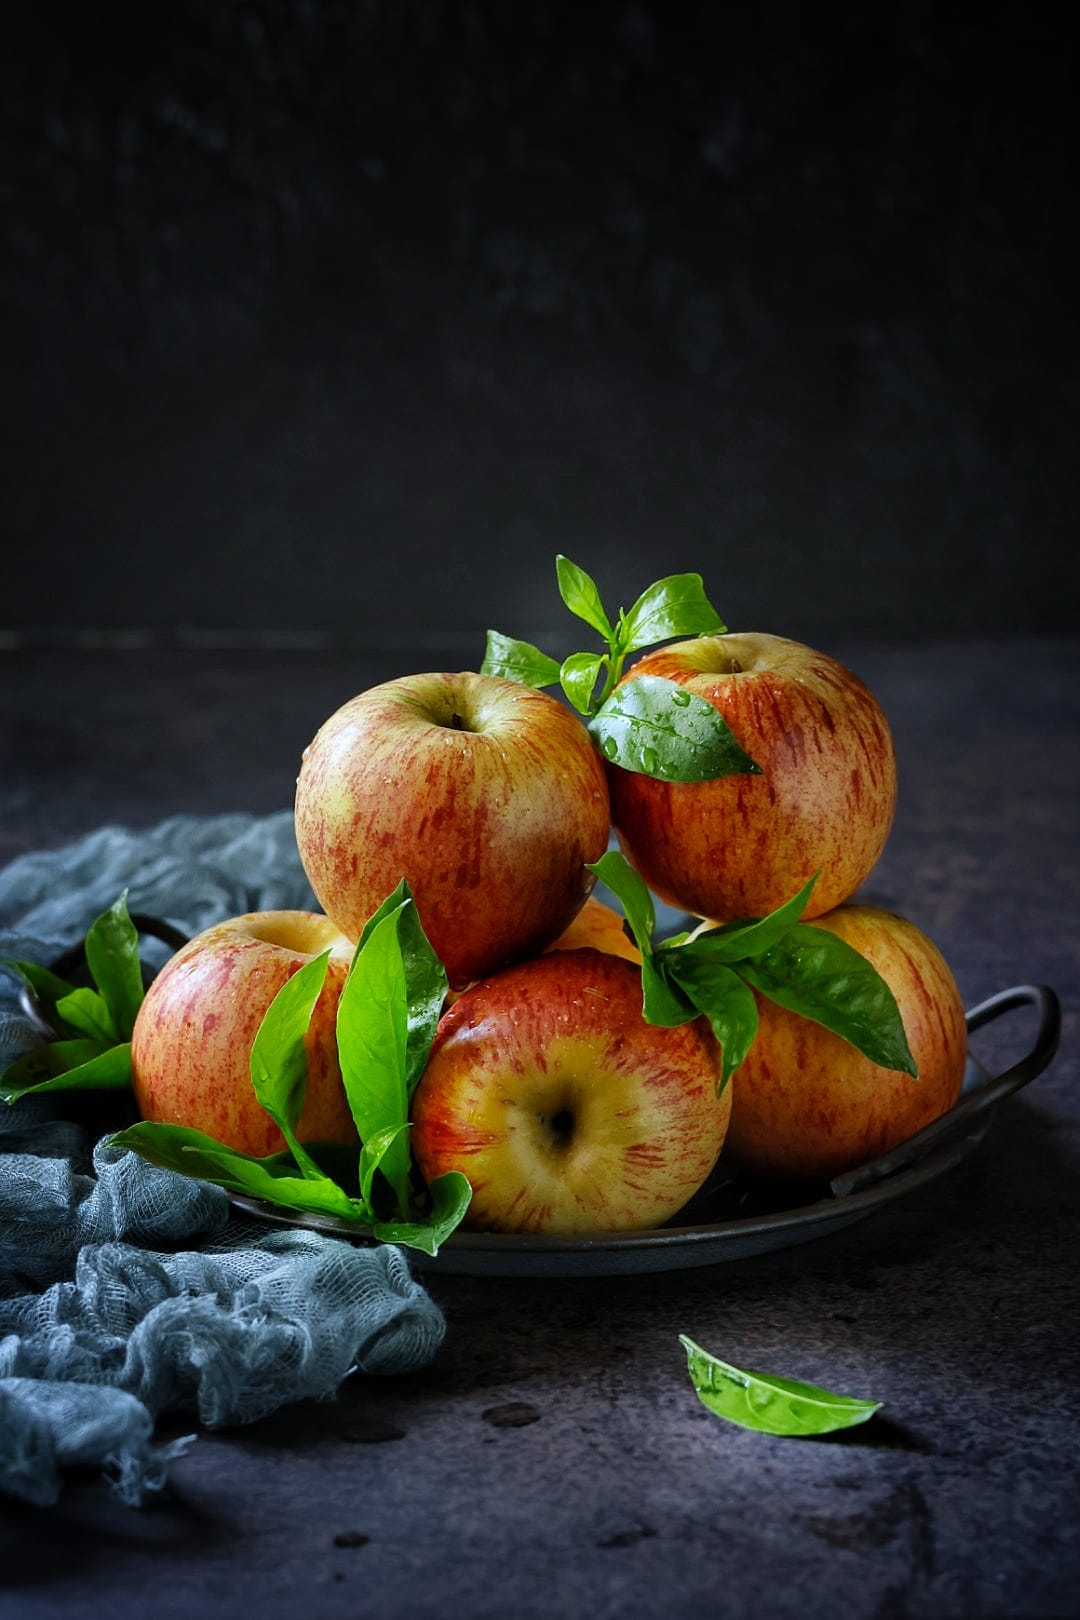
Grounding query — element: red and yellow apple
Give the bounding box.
[724,904,967,1181]
[411,948,730,1234]
[444,895,643,1009]
[608,633,897,922]
[294,671,611,988]
[131,910,358,1157]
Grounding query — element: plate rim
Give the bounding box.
[227,1064,993,1273]
[224,981,1060,1277]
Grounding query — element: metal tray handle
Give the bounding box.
[830,984,1062,1198]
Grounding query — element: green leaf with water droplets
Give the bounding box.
[738,924,918,1075]
[590,675,761,782]
[681,1336,882,1436]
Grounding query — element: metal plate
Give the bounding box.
[230,1062,988,1276]
[228,982,1061,1277]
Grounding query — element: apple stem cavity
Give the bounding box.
[547,1106,575,1148]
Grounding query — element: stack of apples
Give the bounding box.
[132,638,968,1235]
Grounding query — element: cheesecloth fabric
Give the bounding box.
[0,812,447,1507]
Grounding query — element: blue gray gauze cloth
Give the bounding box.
[0,812,447,1507]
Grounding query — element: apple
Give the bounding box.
[294,671,611,988]
[724,904,967,1181]
[442,896,643,1010]
[543,894,642,965]
[607,632,897,922]
[411,948,730,1234]
[131,910,358,1157]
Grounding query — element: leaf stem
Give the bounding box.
[593,643,626,713]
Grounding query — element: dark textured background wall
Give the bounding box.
[3,2,1077,648]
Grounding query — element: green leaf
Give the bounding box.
[663,875,819,965]
[481,630,562,689]
[340,881,447,1219]
[249,950,332,1181]
[1,1040,132,1102]
[738,924,918,1075]
[3,959,79,1003]
[590,675,761,782]
[53,987,118,1044]
[587,852,697,1026]
[113,1121,467,1253]
[355,878,411,954]
[336,907,412,1211]
[355,881,449,1095]
[110,1121,363,1220]
[560,651,605,716]
[661,957,759,1090]
[680,1336,882,1436]
[640,957,698,1028]
[84,892,144,1039]
[621,573,726,652]
[555,555,614,641]
[3,960,83,1037]
[373,1171,472,1256]
[394,895,449,1098]
[589,851,656,956]
[189,1149,361,1218]
[359,1121,411,1210]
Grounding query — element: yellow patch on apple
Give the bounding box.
[412,948,730,1234]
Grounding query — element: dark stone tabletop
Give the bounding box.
[0,636,1076,1620]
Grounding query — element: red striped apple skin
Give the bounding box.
[411,949,730,1234]
[294,672,611,988]
[725,905,967,1181]
[131,911,357,1157]
[608,633,897,922]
